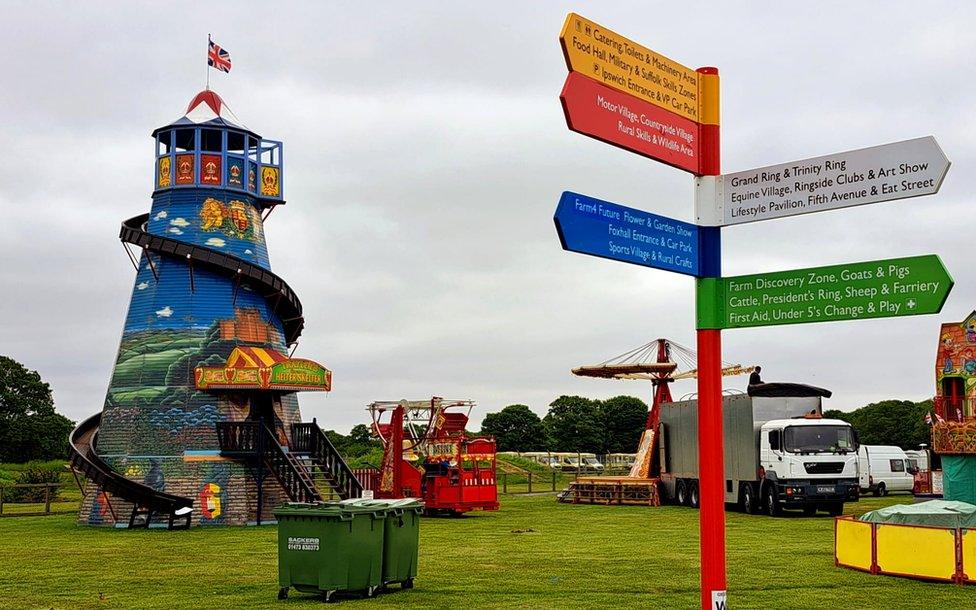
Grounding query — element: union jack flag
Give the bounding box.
[208,39,232,73]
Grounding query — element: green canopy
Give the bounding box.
[859,499,976,529]
[943,455,976,505]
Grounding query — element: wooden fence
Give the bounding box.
[0,482,74,517]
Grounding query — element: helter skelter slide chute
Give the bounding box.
[562,338,753,504]
[363,398,499,515]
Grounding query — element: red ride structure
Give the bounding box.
[360,398,499,515]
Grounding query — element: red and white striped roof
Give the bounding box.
[154,89,256,136]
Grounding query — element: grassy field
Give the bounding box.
[0,493,971,609]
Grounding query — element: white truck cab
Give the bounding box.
[759,417,859,514]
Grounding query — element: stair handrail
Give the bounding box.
[292,421,364,499]
[217,420,320,502]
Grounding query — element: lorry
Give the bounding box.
[658,383,859,516]
[857,445,915,496]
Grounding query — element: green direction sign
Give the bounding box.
[697,255,953,329]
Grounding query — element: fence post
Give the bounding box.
[45,485,52,515]
[503,473,507,494]
[577,452,581,481]
[528,472,533,493]
[552,470,556,492]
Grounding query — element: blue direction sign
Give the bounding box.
[554,191,700,276]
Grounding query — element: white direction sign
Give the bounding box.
[696,136,949,226]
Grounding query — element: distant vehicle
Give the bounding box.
[904,449,929,473]
[559,453,601,472]
[605,453,637,471]
[658,383,859,517]
[858,445,914,496]
[582,457,604,472]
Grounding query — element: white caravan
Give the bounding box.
[857,445,914,496]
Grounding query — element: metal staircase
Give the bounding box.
[291,421,364,500]
[216,421,321,504]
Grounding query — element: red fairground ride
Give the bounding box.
[364,398,499,515]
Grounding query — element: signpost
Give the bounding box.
[560,72,701,173]
[554,191,700,276]
[559,12,702,122]
[697,255,953,329]
[552,12,953,610]
[698,137,950,226]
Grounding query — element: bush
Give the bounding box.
[2,462,61,503]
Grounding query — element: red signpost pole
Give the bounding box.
[695,66,726,610]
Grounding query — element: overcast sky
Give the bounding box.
[1,2,974,434]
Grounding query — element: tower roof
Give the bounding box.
[152,90,259,138]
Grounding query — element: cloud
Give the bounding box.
[167,227,183,235]
[136,282,149,290]
[169,217,189,227]
[205,237,226,247]
[155,306,173,318]
[153,211,168,220]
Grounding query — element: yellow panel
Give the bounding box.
[835,518,873,571]
[876,524,957,581]
[560,13,702,123]
[963,530,976,582]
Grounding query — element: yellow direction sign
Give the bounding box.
[559,13,701,123]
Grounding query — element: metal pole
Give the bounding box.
[45,485,52,514]
[503,473,507,494]
[528,472,533,493]
[695,66,726,610]
[552,470,556,492]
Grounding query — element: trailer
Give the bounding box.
[658,383,860,516]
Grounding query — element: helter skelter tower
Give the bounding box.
[70,90,361,528]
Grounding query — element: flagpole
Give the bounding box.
[206,34,211,91]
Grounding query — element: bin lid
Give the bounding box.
[273,502,384,518]
[338,498,424,510]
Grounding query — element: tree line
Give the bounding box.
[478,395,648,454]
[824,399,933,450]
[0,354,945,464]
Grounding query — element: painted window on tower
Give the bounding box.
[176,154,195,185]
[201,155,222,185]
[227,132,245,189]
[227,159,244,188]
[157,157,172,188]
[260,166,280,197]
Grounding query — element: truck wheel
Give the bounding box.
[676,480,688,506]
[875,483,887,497]
[827,503,844,517]
[741,483,757,514]
[763,484,782,517]
[802,506,817,517]
[689,482,700,509]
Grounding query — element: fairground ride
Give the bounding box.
[561,338,753,505]
[356,398,499,515]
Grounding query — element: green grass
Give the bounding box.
[0,494,970,609]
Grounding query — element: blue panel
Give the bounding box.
[554,191,701,277]
[147,188,271,269]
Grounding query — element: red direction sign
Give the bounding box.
[560,72,701,174]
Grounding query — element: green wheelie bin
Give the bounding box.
[380,498,422,588]
[274,502,387,601]
[339,498,422,590]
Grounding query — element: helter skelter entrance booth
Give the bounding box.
[69,90,362,528]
